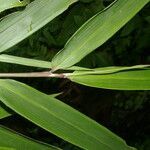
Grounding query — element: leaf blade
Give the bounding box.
[0,0,77,53]
[67,65,150,76]
[52,0,149,70]
[0,125,59,150]
[69,69,150,90]
[0,54,51,68]
[0,79,132,150]
[0,0,29,13]
[0,54,92,70]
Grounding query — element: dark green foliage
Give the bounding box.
[0,0,149,149]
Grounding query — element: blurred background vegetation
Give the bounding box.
[0,0,150,149]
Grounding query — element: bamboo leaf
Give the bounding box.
[67,65,150,76]
[49,93,63,98]
[0,54,92,71]
[0,91,61,119]
[0,54,51,68]
[69,69,150,90]
[0,0,77,53]
[0,79,133,150]
[0,125,59,150]
[0,0,30,13]
[52,0,149,70]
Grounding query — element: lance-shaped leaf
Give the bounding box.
[0,91,60,119]
[0,54,52,68]
[69,69,150,90]
[52,0,149,70]
[0,0,77,53]
[66,65,150,76]
[0,79,133,150]
[0,125,59,150]
[0,0,30,13]
[0,54,92,71]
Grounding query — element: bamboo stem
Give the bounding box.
[0,71,66,78]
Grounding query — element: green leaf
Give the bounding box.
[0,0,30,13]
[67,65,150,76]
[49,93,63,98]
[0,54,92,71]
[0,125,59,150]
[0,91,61,119]
[0,79,133,150]
[52,0,149,70]
[0,0,77,53]
[0,54,51,68]
[69,69,150,90]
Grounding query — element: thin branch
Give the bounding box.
[0,71,66,78]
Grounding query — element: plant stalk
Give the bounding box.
[0,71,65,78]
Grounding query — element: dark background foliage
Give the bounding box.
[0,0,150,149]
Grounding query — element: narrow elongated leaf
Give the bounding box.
[0,0,77,53]
[0,79,133,150]
[0,0,29,13]
[52,0,149,70]
[66,65,150,76]
[0,54,52,68]
[50,93,63,98]
[0,54,91,71]
[0,91,61,119]
[69,69,150,90]
[0,126,59,150]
